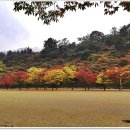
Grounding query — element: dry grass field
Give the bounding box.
[0,90,130,127]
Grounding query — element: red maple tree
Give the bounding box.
[75,69,97,90]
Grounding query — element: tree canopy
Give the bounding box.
[13,1,130,25]
[0,60,5,74]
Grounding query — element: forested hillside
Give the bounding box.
[1,23,130,72]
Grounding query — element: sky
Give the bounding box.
[0,1,130,52]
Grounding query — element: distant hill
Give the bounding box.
[0,23,130,72]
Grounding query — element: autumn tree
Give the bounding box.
[0,73,14,89]
[63,66,76,90]
[43,67,66,90]
[105,67,128,91]
[0,60,5,75]
[75,68,97,91]
[122,70,130,88]
[96,72,111,90]
[12,71,28,90]
[0,79,4,88]
[27,67,46,90]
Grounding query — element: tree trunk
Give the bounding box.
[85,86,86,91]
[26,86,28,90]
[119,77,122,91]
[119,86,121,91]
[36,87,38,90]
[88,86,90,91]
[72,86,73,90]
[103,85,106,91]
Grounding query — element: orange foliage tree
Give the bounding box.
[75,68,97,90]
[105,67,129,90]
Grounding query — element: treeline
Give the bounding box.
[0,23,130,72]
[0,47,34,71]
[0,65,130,90]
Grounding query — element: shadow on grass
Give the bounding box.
[122,120,130,123]
[0,122,14,127]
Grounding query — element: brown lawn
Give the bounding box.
[0,90,130,127]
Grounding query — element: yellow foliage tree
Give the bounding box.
[96,72,110,90]
[43,68,66,90]
[27,67,46,89]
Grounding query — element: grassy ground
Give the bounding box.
[0,90,130,127]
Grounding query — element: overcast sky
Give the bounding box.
[1,1,130,52]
